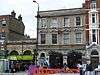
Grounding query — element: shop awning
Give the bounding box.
[8,55,33,60]
[0,56,5,59]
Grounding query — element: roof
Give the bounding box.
[39,8,87,17]
[0,15,10,20]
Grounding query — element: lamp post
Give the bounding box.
[33,0,40,65]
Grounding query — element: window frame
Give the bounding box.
[76,33,82,43]
[75,16,81,26]
[92,29,96,42]
[41,18,46,28]
[52,34,57,44]
[90,3,96,9]
[51,18,58,28]
[2,20,6,27]
[92,13,96,23]
[63,33,70,44]
[41,34,46,44]
[64,17,69,27]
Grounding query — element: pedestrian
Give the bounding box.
[85,63,93,75]
[80,66,83,75]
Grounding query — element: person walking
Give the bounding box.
[85,63,93,75]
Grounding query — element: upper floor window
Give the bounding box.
[2,24,6,27]
[91,0,96,3]
[51,18,58,28]
[64,17,69,27]
[0,33,6,39]
[76,33,82,43]
[76,16,81,26]
[90,3,96,9]
[41,34,46,44]
[92,14,96,23]
[92,29,96,42]
[52,34,57,44]
[64,33,70,44]
[2,20,6,27]
[41,18,46,28]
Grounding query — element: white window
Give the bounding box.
[52,34,57,44]
[64,33,70,44]
[91,3,96,9]
[64,18,69,27]
[2,20,6,27]
[76,16,81,26]
[92,29,96,42]
[51,18,58,28]
[76,33,81,43]
[91,0,96,3]
[92,14,96,23]
[41,18,46,28]
[41,34,46,44]
[1,34,6,39]
[0,33,6,39]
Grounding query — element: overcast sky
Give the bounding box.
[0,0,85,38]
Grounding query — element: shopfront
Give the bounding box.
[8,55,33,72]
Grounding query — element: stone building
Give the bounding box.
[37,0,100,68]
[0,38,36,72]
[0,11,25,42]
[83,0,100,68]
[37,8,87,66]
[6,38,36,60]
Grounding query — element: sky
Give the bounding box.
[0,0,85,38]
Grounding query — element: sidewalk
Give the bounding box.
[0,73,80,75]
[0,72,28,75]
[53,73,80,75]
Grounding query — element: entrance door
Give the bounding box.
[91,50,99,69]
[91,56,99,69]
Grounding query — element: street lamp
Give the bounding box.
[33,0,40,65]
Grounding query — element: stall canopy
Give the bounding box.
[8,55,33,60]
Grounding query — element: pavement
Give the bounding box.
[0,72,28,75]
[53,73,80,75]
[0,72,99,75]
[0,73,79,75]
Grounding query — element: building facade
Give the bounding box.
[5,38,36,62]
[37,8,86,66]
[1,39,36,72]
[0,11,36,71]
[0,11,25,52]
[6,38,36,55]
[83,0,100,68]
[37,0,100,68]
[0,11,25,42]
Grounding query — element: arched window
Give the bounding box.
[40,53,45,57]
[23,50,32,55]
[67,51,82,68]
[10,51,19,55]
[91,50,98,55]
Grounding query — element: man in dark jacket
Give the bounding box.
[85,63,93,75]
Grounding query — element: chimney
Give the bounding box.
[11,10,16,18]
[18,14,22,21]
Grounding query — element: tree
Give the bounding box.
[67,50,82,69]
[49,51,63,68]
[33,49,38,65]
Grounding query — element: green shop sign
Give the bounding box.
[8,55,33,60]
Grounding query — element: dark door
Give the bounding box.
[91,56,99,69]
